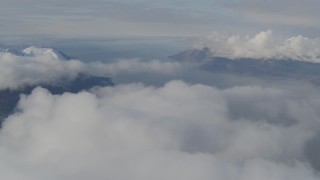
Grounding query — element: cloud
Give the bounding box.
[87,59,182,76]
[2,0,320,37]
[194,30,320,62]
[0,0,230,37]
[0,80,320,179]
[0,47,184,90]
[226,0,320,27]
[0,49,85,89]
[1,43,320,179]
[0,45,289,91]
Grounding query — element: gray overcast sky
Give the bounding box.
[0,0,320,37]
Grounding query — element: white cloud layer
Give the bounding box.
[0,47,182,89]
[194,30,320,62]
[2,44,320,179]
[0,81,320,179]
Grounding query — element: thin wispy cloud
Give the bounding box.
[1,0,320,37]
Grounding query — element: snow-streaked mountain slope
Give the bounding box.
[22,46,71,60]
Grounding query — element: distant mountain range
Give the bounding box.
[0,46,113,122]
[0,46,72,60]
[169,47,320,84]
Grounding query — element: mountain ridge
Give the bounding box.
[0,46,72,60]
[169,47,320,85]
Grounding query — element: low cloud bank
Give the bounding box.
[194,30,320,62]
[0,47,182,90]
[1,43,320,179]
[0,81,320,179]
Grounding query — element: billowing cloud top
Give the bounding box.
[1,44,320,179]
[1,81,320,179]
[194,30,320,62]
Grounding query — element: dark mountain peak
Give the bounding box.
[169,47,212,63]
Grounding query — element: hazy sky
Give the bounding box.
[1,0,320,37]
